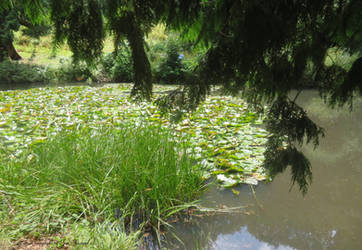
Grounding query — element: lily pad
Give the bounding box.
[0,84,269,188]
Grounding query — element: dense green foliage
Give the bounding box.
[166,0,362,193]
[0,59,51,85]
[98,33,202,84]
[100,47,134,83]
[0,124,203,245]
[3,0,362,192]
[50,0,104,65]
[56,59,93,83]
[153,37,186,84]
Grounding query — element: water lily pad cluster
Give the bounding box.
[173,96,269,187]
[0,84,269,187]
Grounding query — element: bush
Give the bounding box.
[148,32,206,85]
[97,30,206,85]
[0,59,52,86]
[56,58,93,83]
[153,39,186,84]
[100,45,133,83]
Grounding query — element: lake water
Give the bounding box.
[166,91,362,250]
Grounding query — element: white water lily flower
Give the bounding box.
[244,177,258,185]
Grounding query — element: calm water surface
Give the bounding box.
[166,91,362,250]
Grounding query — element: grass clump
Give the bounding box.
[0,124,203,247]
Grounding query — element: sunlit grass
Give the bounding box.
[0,124,204,247]
[13,31,115,67]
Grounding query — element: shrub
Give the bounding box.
[56,58,93,83]
[153,39,186,84]
[100,45,133,83]
[148,31,207,85]
[112,47,133,82]
[98,30,206,85]
[0,59,52,86]
[149,36,186,84]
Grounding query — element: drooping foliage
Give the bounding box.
[48,0,166,99]
[6,0,362,193]
[1,0,44,22]
[49,0,104,65]
[0,0,49,61]
[153,0,361,193]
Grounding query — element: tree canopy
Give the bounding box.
[3,0,362,193]
[162,0,362,193]
[0,0,49,61]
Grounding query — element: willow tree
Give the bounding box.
[103,0,159,99]
[5,0,362,193]
[0,8,22,61]
[0,0,47,61]
[49,0,169,100]
[164,0,362,193]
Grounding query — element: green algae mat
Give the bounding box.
[0,84,269,187]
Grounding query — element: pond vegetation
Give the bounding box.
[1,124,203,248]
[0,83,268,248]
[2,1,361,248]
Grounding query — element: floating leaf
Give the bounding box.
[231,188,240,195]
[0,84,269,187]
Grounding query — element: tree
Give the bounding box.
[8,0,362,193]
[47,0,202,100]
[0,8,22,61]
[165,0,362,193]
[0,0,49,62]
[49,0,170,100]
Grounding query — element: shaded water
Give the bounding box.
[166,91,362,250]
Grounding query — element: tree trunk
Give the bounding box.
[7,41,22,60]
[0,9,22,62]
[125,15,152,100]
[0,46,4,62]
[0,42,22,62]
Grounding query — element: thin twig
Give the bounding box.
[195,205,249,214]
[249,185,264,210]
[292,89,303,103]
[0,190,14,215]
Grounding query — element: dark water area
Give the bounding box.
[166,91,362,250]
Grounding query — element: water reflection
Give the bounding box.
[166,91,362,250]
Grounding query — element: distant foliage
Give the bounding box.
[0,59,51,86]
[152,37,186,84]
[56,59,93,83]
[99,34,204,84]
[148,32,205,84]
[100,45,133,83]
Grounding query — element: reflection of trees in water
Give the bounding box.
[165,214,248,249]
[165,211,337,249]
[298,92,362,159]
